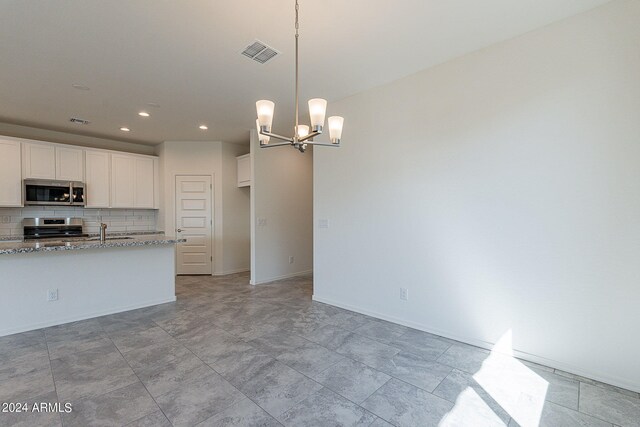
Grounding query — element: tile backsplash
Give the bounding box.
[0,206,158,237]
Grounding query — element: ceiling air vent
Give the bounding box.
[241,40,279,64]
[69,117,90,125]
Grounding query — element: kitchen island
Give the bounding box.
[0,234,185,337]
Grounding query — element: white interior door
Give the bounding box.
[175,175,212,275]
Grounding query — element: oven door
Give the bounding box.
[24,180,73,206]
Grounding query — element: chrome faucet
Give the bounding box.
[99,223,107,243]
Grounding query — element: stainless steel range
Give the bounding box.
[23,218,88,240]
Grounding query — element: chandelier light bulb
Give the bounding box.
[256,119,270,144]
[296,125,310,139]
[308,98,327,131]
[256,100,275,131]
[328,116,344,144]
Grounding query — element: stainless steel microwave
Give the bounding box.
[23,179,85,206]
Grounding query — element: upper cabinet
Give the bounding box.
[85,150,111,208]
[111,153,158,209]
[111,154,136,208]
[23,143,55,179]
[3,136,158,209]
[23,142,83,181]
[0,138,23,207]
[55,146,84,181]
[134,156,155,209]
[237,154,251,187]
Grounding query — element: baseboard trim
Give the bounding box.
[312,294,640,394]
[253,269,313,285]
[0,296,177,338]
[213,268,250,276]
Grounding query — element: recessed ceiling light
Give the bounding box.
[199,125,208,130]
[72,84,90,90]
[120,127,131,132]
[138,111,150,117]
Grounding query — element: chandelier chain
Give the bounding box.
[294,0,300,139]
[295,0,299,35]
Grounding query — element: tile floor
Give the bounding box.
[0,273,639,426]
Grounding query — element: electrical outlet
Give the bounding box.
[47,289,58,302]
[400,288,408,301]
[257,218,267,227]
[289,256,294,264]
[1,216,11,224]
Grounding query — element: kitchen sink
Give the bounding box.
[86,236,135,241]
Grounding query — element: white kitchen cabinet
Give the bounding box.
[55,146,84,181]
[110,154,136,208]
[134,156,154,208]
[0,139,22,207]
[110,153,157,209]
[23,143,56,179]
[85,150,111,208]
[237,154,251,187]
[153,157,160,209]
[23,142,84,181]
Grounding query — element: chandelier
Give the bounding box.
[255,0,344,153]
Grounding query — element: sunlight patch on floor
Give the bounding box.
[439,386,507,427]
[473,329,548,427]
[438,329,548,427]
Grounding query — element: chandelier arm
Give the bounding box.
[260,131,294,143]
[260,141,294,148]
[297,131,322,143]
[305,141,341,147]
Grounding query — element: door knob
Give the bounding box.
[176,228,183,233]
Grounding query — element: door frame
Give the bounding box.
[174,174,214,275]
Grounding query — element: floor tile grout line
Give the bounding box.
[42,329,65,427]
[106,331,175,427]
[150,317,284,426]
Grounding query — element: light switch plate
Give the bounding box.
[318,219,329,229]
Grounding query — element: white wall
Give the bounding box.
[314,0,640,392]
[221,142,250,274]
[157,140,249,275]
[250,130,313,284]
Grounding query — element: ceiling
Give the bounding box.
[0,0,611,146]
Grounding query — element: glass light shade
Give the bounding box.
[308,98,327,128]
[256,100,275,129]
[328,116,344,142]
[296,125,309,138]
[256,119,270,144]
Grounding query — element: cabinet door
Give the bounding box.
[237,154,251,187]
[134,156,154,208]
[0,139,22,207]
[23,143,55,179]
[111,154,135,208]
[56,147,84,181]
[85,150,110,208]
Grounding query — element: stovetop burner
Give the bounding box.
[23,217,86,240]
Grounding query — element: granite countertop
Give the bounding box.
[0,233,186,255]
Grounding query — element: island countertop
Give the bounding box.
[0,233,186,255]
